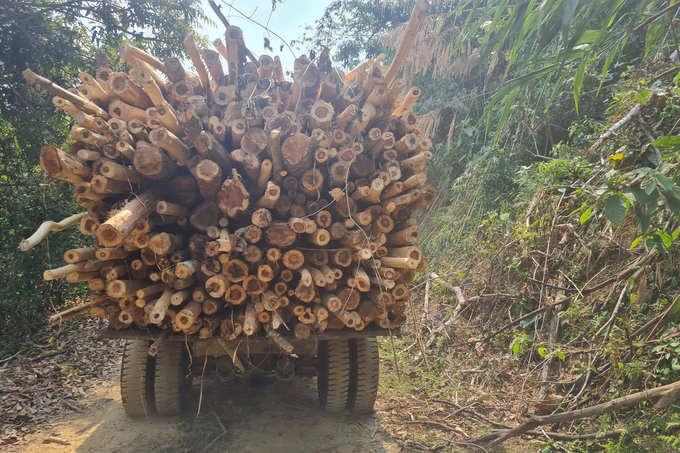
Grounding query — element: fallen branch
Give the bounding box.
[20,212,88,251]
[586,104,641,155]
[472,428,627,444]
[485,379,680,448]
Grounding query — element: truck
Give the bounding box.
[101,327,390,415]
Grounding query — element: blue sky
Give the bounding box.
[199,0,333,73]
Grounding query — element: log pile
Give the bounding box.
[22,12,434,345]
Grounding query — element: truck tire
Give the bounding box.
[120,340,153,417]
[154,341,191,415]
[318,339,350,412]
[347,337,380,412]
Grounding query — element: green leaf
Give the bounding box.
[604,194,626,227]
[573,57,588,115]
[562,0,580,42]
[493,86,519,146]
[633,202,652,233]
[667,296,680,324]
[577,30,601,44]
[521,312,543,328]
[580,207,594,224]
[537,347,546,357]
[655,174,674,191]
[630,235,645,249]
[598,43,619,95]
[556,350,566,361]
[658,230,673,248]
[652,136,680,152]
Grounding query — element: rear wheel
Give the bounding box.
[347,337,380,412]
[120,340,154,417]
[317,340,350,412]
[154,341,192,415]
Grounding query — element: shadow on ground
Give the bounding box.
[12,369,400,453]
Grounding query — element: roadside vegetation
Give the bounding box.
[307,0,680,450]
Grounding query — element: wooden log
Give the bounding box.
[383,1,429,87]
[136,283,165,301]
[95,247,130,261]
[89,175,135,195]
[203,49,224,86]
[23,69,109,118]
[146,105,183,137]
[203,298,224,315]
[230,119,245,148]
[194,131,233,173]
[148,128,191,166]
[199,315,223,339]
[392,86,422,117]
[99,161,145,185]
[241,127,268,155]
[189,201,221,232]
[109,72,152,109]
[385,226,421,246]
[212,85,237,109]
[97,190,158,247]
[380,256,418,269]
[184,33,211,100]
[280,133,311,178]
[266,221,297,248]
[109,99,147,123]
[225,25,245,83]
[243,303,260,335]
[193,159,222,200]
[156,201,188,218]
[218,169,250,218]
[242,152,261,181]
[39,145,91,184]
[133,146,179,181]
[174,259,200,279]
[149,232,186,255]
[164,57,186,83]
[225,284,247,305]
[292,323,309,339]
[280,250,303,270]
[175,300,202,330]
[409,186,437,210]
[309,100,334,131]
[65,270,101,283]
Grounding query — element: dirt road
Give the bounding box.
[5,354,401,453]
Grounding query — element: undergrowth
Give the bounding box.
[377,63,680,452]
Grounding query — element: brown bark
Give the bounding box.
[149,232,186,255]
[188,200,221,232]
[97,189,159,246]
[217,169,250,218]
[133,146,180,181]
[280,133,311,177]
[194,131,233,173]
[193,159,222,200]
[40,146,91,184]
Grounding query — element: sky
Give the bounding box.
[198,0,333,73]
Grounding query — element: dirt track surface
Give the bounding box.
[5,360,401,453]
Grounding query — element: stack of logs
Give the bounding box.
[21,14,434,343]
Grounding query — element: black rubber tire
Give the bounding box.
[154,341,191,415]
[120,340,153,417]
[347,337,380,412]
[317,339,350,413]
